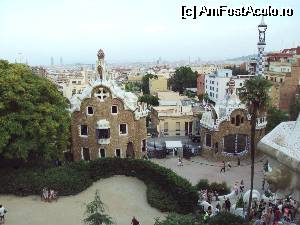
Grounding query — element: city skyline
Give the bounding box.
[0,0,299,65]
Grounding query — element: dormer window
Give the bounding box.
[111,105,118,114]
[87,106,94,115]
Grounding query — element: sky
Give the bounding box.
[0,0,299,65]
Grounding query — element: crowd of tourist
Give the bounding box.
[198,178,299,225]
[251,197,299,225]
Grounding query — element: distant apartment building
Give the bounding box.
[264,57,300,111]
[151,105,194,137]
[205,69,253,104]
[191,64,223,75]
[149,75,168,95]
[246,57,257,75]
[47,69,98,99]
[127,75,143,84]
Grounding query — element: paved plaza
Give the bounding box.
[151,154,266,192]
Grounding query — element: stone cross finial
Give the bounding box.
[97,49,105,60]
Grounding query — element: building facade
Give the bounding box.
[204,69,254,104]
[265,57,300,111]
[70,50,148,161]
[200,80,266,160]
[151,105,195,137]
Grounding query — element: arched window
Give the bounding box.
[241,117,244,124]
[236,115,241,126]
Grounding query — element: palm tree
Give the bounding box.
[84,190,114,225]
[239,76,271,221]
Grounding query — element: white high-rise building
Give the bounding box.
[205,69,253,104]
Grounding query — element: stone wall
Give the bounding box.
[71,85,147,161]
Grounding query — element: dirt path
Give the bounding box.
[0,176,165,225]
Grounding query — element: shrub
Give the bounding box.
[146,181,179,212]
[208,212,249,225]
[196,179,230,195]
[195,179,210,190]
[209,182,230,195]
[154,213,203,225]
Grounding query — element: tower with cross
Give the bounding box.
[97,49,106,80]
[256,16,267,76]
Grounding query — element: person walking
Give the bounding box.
[225,198,231,212]
[262,178,266,191]
[131,216,140,225]
[0,205,7,224]
[220,161,226,173]
[227,161,232,170]
[237,157,241,166]
[240,180,245,193]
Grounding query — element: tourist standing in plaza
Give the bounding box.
[220,161,226,173]
[131,216,140,225]
[227,161,232,170]
[0,205,7,224]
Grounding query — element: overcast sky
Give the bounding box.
[0,0,299,65]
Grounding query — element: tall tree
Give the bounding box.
[239,76,271,222]
[84,190,114,225]
[141,73,157,94]
[0,60,70,161]
[169,67,197,94]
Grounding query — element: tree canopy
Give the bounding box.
[138,94,159,106]
[239,76,272,114]
[124,82,142,93]
[169,67,197,94]
[0,60,70,161]
[266,107,288,133]
[141,73,158,94]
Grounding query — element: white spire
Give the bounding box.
[259,16,266,27]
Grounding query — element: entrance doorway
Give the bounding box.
[82,147,90,161]
[126,142,135,159]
